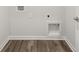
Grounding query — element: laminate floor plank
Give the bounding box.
[46,40,58,52]
[37,40,49,52]
[20,40,29,52]
[13,40,22,52]
[5,40,17,52]
[30,40,37,52]
[51,40,65,52]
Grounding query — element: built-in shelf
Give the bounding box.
[47,20,61,37]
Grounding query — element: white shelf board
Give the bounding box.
[48,31,60,33]
[47,20,61,24]
[48,32,60,36]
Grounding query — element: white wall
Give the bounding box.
[65,7,76,47]
[0,7,9,49]
[9,6,64,36]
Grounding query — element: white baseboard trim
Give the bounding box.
[0,38,9,51]
[8,36,65,40]
[65,40,76,52]
[63,36,76,52]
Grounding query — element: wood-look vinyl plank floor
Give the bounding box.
[1,40,72,52]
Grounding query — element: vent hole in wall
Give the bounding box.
[17,6,24,11]
[47,15,50,18]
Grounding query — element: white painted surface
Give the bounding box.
[75,7,79,52]
[8,36,65,40]
[8,6,64,36]
[0,7,9,50]
[64,7,76,47]
[65,6,79,51]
